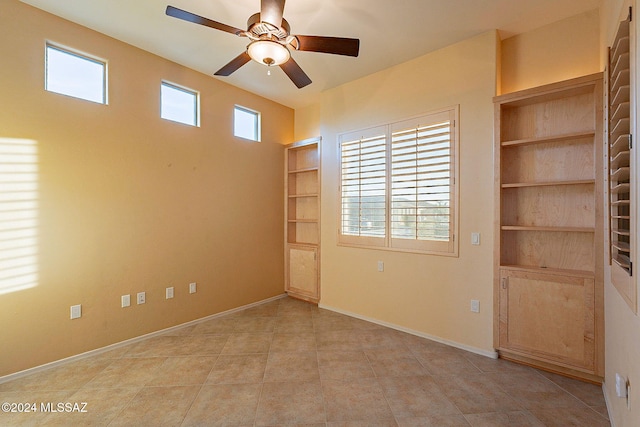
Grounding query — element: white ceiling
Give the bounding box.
[21,0,600,109]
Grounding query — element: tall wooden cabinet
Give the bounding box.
[285,138,320,303]
[493,74,604,382]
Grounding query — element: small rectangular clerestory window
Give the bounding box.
[234,105,261,141]
[45,43,107,104]
[161,81,199,126]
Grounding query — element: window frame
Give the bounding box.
[160,81,200,127]
[234,105,261,142]
[45,42,107,104]
[338,106,459,257]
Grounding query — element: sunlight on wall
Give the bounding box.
[0,138,39,295]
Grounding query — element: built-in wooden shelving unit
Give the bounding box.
[494,74,604,382]
[284,138,321,303]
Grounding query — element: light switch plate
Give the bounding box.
[471,300,480,313]
[471,232,481,245]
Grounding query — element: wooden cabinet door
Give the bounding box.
[498,268,595,372]
[286,246,318,302]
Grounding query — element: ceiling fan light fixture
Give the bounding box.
[247,40,290,66]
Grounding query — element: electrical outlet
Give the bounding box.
[121,294,130,308]
[471,299,480,313]
[377,261,384,272]
[137,292,146,305]
[70,304,82,319]
[189,282,197,294]
[166,287,174,299]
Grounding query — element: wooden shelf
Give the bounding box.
[501,225,595,233]
[502,180,594,188]
[288,193,318,198]
[289,167,318,174]
[288,219,318,223]
[500,265,594,278]
[500,131,595,148]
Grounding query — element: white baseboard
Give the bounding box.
[319,302,498,359]
[0,293,287,384]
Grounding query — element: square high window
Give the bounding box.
[45,44,106,104]
[234,106,261,141]
[161,82,199,127]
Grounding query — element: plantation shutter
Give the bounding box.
[390,110,455,252]
[607,9,636,311]
[337,106,458,256]
[339,126,387,247]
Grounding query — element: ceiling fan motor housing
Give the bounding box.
[246,13,290,40]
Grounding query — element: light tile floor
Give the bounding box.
[0,297,611,426]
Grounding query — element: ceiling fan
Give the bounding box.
[166,0,360,88]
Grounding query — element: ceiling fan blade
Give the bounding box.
[166,5,244,35]
[260,0,286,27]
[214,52,252,76]
[280,57,312,89]
[295,35,360,57]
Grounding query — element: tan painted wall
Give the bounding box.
[601,0,640,425]
[294,103,321,142]
[501,9,601,94]
[317,31,499,353]
[0,0,293,377]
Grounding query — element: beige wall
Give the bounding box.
[315,31,499,354]
[601,0,640,425]
[0,0,293,377]
[294,103,321,142]
[501,9,600,94]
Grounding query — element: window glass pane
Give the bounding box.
[161,82,198,126]
[45,45,105,104]
[234,106,260,141]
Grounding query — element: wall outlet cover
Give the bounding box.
[70,304,82,319]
